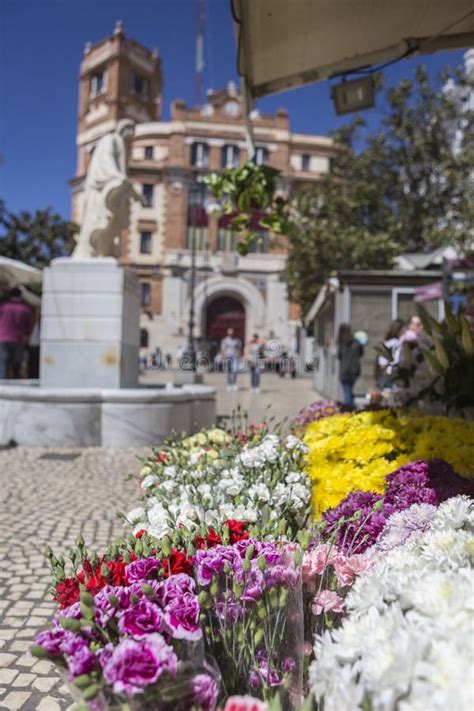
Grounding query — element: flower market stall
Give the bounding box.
[29,398,474,710]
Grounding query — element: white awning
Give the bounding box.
[232,0,474,98]
[0,257,42,288]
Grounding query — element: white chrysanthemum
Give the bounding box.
[420,527,474,569]
[431,495,474,531]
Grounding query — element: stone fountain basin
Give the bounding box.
[0,383,216,447]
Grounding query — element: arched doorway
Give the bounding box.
[205,296,245,362]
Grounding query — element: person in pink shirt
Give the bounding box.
[0,287,34,379]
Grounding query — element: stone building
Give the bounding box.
[71,24,338,357]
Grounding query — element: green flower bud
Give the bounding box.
[245,544,255,560]
[279,588,289,608]
[80,591,95,608]
[30,644,48,659]
[210,577,219,596]
[232,581,244,599]
[59,617,82,631]
[242,558,251,572]
[269,588,279,609]
[82,684,99,701]
[73,674,92,689]
[108,594,120,608]
[141,584,154,598]
[257,555,266,571]
[197,591,209,606]
[161,537,171,557]
[254,627,264,646]
[80,603,94,620]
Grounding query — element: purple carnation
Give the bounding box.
[194,546,243,586]
[162,592,202,641]
[34,628,85,657]
[118,599,164,638]
[94,585,134,627]
[281,656,297,673]
[125,557,161,583]
[263,564,299,589]
[323,490,390,554]
[102,634,178,696]
[160,573,196,605]
[190,673,219,711]
[66,643,97,680]
[384,459,472,509]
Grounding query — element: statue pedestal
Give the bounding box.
[40,258,140,389]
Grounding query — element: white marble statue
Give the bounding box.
[73,119,144,259]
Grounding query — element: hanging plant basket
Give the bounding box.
[204,161,290,255]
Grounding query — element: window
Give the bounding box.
[141,283,151,307]
[255,147,269,165]
[187,227,209,251]
[140,328,149,348]
[90,71,107,97]
[140,231,152,254]
[132,72,150,100]
[301,153,311,171]
[187,185,209,250]
[221,144,239,168]
[142,184,154,207]
[217,213,269,253]
[144,146,154,159]
[191,142,209,168]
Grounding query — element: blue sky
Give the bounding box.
[0,0,467,220]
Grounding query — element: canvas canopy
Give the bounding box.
[232,0,474,98]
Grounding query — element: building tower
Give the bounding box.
[74,21,162,185]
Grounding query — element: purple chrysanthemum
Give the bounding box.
[293,400,341,427]
[384,459,472,508]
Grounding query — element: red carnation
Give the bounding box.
[135,529,146,539]
[195,528,222,549]
[162,550,193,578]
[223,520,249,544]
[55,577,80,608]
[105,560,128,587]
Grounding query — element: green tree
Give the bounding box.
[379,66,473,252]
[287,65,474,313]
[0,200,78,268]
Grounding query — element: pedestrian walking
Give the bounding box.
[375,318,406,389]
[337,323,363,408]
[220,327,241,391]
[246,333,265,392]
[0,287,34,379]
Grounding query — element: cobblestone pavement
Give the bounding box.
[0,375,319,710]
[0,447,142,711]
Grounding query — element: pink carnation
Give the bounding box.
[302,545,337,592]
[333,554,371,587]
[311,590,345,616]
[221,697,268,711]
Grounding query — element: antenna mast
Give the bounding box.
[195,0,205,106]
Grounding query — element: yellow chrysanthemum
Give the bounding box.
[304,410,474,515]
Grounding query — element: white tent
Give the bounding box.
[0,256,42,288]
[232,0,474,98]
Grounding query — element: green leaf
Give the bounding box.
[460,316,473,355]
[433,337,450,370]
